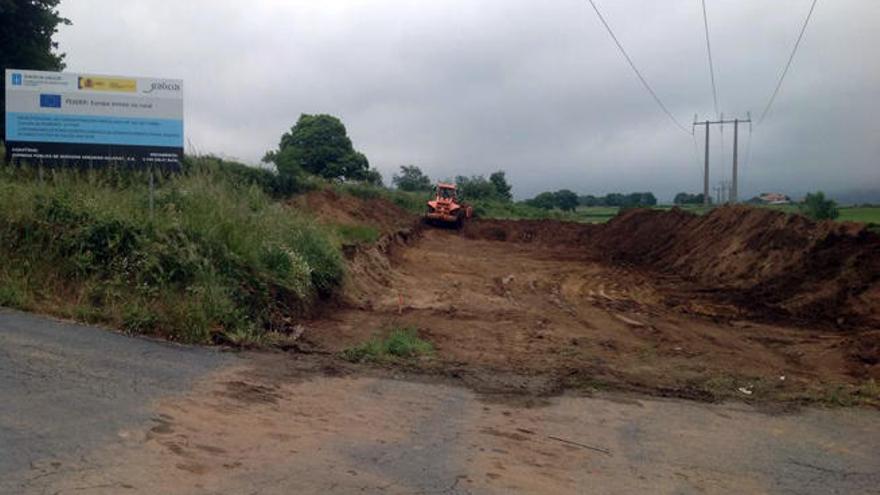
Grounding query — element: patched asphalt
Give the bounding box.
[0,309,231,492]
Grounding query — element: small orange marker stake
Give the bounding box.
[398,292,404,315]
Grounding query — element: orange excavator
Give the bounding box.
[425,182,473,228]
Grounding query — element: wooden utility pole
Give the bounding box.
[694,116,751,205]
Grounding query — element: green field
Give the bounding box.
[567,204,880,225]
[837,207,880,224]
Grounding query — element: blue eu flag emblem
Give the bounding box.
[11,73,22,86]
[40,94,61,108]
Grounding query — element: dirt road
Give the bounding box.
[3,311,880,494]
[307,227,877,404]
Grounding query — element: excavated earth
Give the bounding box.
[301,196,880,406]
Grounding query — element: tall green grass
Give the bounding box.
[0,158,343,343]
[333,182,428,215]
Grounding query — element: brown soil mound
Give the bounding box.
[289,188,415,234]
[595,206,880,327]
[463,218,597,246]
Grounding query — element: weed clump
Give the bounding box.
[342,327,434,362]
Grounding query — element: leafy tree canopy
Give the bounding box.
[489,171,512,201]
[268,114,375,182]
[673,192,710,205]
[392,165,432,191]
[553,189,579,211]
[0,0,70,139]
[455,172,513,202]
[525,189,578,211]
[527,191,557,210]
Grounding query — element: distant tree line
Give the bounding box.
[525,190,580,211]
[579,192,657,208]
[673,192,711,205]
[391,165,513,202]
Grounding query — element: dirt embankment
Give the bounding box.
[463,219,597,246]
[290,188,423,307]
[594,207,880,328]
[289,188,415,234]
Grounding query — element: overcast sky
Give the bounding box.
[56,0,879,201]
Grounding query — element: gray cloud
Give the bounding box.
[56,0,879,201]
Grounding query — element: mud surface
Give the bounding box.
[305,209,880,404]
[26,354,880,495]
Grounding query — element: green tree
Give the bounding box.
[526,191,557,210]
[489,171,513,201]
[801,191,839,220]
[579,195,600,207]
[361,168,383,186]
[269,114,374,181]
[673,192,709,205]
[392,165,432,191]
[626,192,657,207]
[553,189,579,212]
[0,0,70,140]
[604,193,625,207]
[455,175,498,201]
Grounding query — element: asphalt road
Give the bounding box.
[2,310,879,494]
[0,309,231,493]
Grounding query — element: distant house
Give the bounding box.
[758,192,791,205]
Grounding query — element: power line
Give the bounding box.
[700,0,719,118]
[585,0,692,134]
[757,0,819,126]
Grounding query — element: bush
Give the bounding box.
[392,165,432,192]
[801,191,839,221]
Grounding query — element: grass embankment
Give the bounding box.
[0,157,345,344]
[333,181,426,215]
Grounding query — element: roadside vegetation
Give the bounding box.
[342,326,434,362]
[0,154,350,343]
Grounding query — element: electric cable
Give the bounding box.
[756,0,819,126]
[585,0,692,134]
[701,0,720,118]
